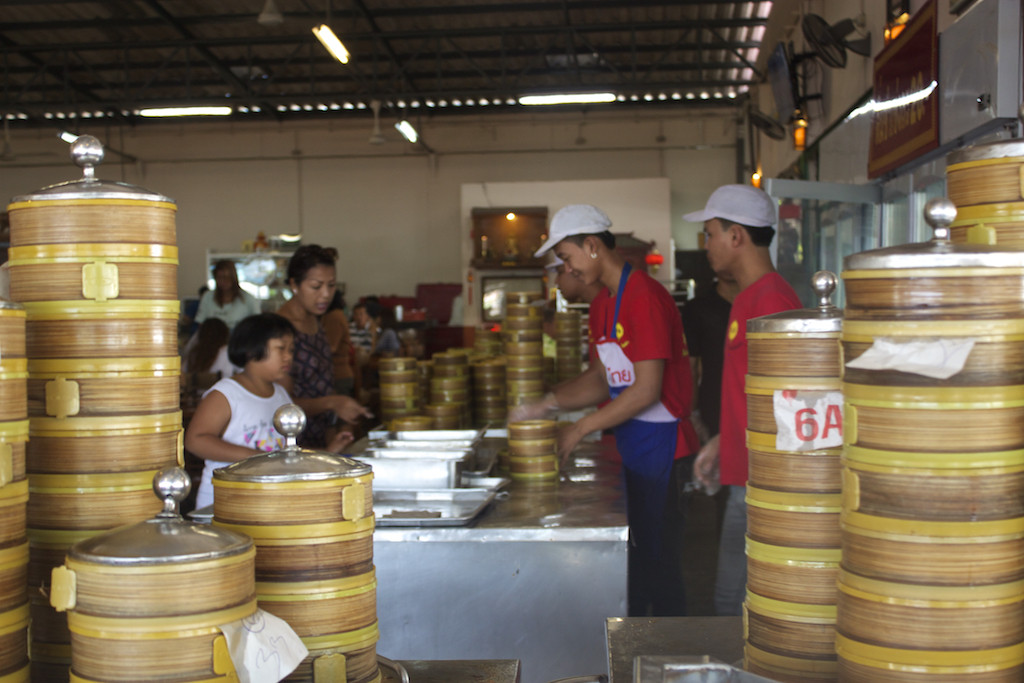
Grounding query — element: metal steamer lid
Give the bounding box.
[747,270,841,334]
[69,468,252,566]
[214,404,372,483]
[10,135,174,204]
[0,301,24,312]
[843,198,1024,271]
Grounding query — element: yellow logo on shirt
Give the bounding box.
[616,322,625,339]
[728,320,739,341]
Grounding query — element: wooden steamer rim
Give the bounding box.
[836,633,1024,673]
[7,243,178,265]
[21,300,180,320]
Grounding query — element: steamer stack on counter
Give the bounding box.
[507,419,559,482]
[49,468,257,683]
[5,137,181,680]
[946,135,1024,247]
[472,358,507,426]
[377,357,420,427]
[472,326,502,357]
[553,310,583,383]
[0,302,28,682]
[503,294,545,412]
[213,405,379,683]
[836,199,1024,682]
[743,272,843,683]
[429,352,470,428]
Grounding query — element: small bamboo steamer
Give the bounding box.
[0,603,29,681]
[746,537,839,606]
[7,197,177,247]
[378,369,416,383]
[0,482,28,548]
[27,411,180,474]
[432,364,469,378]
[506,366,543,381]
[946,145,1024,207]
[509,419,556,441]
[7,244,178,303]
[744,591,836,660]
[390,416,434,432]
[507,392,543,407]
[430,389,468,404]
[0,306,25,358]
[503,341,543,356]
[27,358,180,418]
[430,376,467,391]
[503,329,542,343]
[745,376,842,434]
[509,469,558,482]
[379,397,419,414]
[835,633,1024,683]
[503,315,542,331]
[505,354,544,369]
[378,357,417,373]
[0,543,28,614]
[837,568,1024,651]
[0,421,28,487]
[505,302,540,318]
[745,644,838,683]
[507,379,544,395]
[747,431,841,494]
[378,382,418,399]
[473,386,506,400]
[949,204,1024,249]
[424,403,461,417]
[508,437,556,457]
[28,471,165,531]
[746,486,841,548]
[283,627,380,683]
[25,307,180,358]
[507,455,558,475]
[432,352,468,367]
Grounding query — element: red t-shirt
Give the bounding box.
[719,271,802,485]
[588,269,699,459]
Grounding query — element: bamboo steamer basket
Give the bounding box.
[503,315,542,331]
[503,341,542,356]
[0,482,28,550]
[747,432,841,495]
[745,644,838,683]
[389,415,434,432]
[838,199,1024,681]
[509,420,556,441]
[946,136,1024,248]
[745,486,841,549]
[746,537,839,606]
[378,369,416,384]
[26,357,180,418]
[212,405,378,683]
[0,303,27,490]
[48,468,255,683]
[378,357,416,373]
[508,437,556,457]
[745,591,836,660]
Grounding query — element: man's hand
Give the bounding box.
[694,434,721,488]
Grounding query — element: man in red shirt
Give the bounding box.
[688,184,802,616]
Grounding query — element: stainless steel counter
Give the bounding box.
[369,437,629,683]
[383,659,521,682]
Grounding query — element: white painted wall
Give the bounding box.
[0,108,738,308]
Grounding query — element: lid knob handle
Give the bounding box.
[153,466,191,518]
[273,403,307,448]
[70,135,105,181]
[811,270,838,309]
[923,197,957,242]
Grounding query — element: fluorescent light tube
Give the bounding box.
[518,92,616,106]
[58,131,79,143]
[138,106,232,117]
[312,24,350,64]
[395,120,418,143]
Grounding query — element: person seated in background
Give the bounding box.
[195,260,262,330]
[183,318,237,380]
[184,313,355,510]
[322,290,355,396]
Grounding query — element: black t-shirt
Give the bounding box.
[680,289,732,435]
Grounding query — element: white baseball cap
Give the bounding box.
[534,204,612,257]
[544,255,564,270]
[682,184,776,228]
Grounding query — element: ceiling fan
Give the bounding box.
[802,13,872,69]
[749,106,786,141]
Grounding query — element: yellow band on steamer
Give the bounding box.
[0,542,28,572]
[257,579,375,603]
[843,382,1024,408]
[835,633,1024,671]
[841,318,1024,340]
[744,375,841,392]
[839,569,1024,607]
[67,600,257,639]
[29,411,182,436]
[745,590,836,622]
[842,509,1024,538]
[301,621,380,650]
[9,242,177,263]
[746,429,841,455]
[745,537,840,566]
[844,444,1024,469]
[256,570,375,596]
[213,476,369,491]
[30,470,160,492]
[214,516,374,540]
[22,299,181,319]
[745,485,840,512]
[29,357,180,374]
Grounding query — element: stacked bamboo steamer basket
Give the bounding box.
[5,137,180,679]
[49,467,257,683]
[504,293,545,411]
[743,271,842,683]
[507,420,558,482]
[428,351,470,428]
[471,357,507,426]
[553,310,583,382]
[377,357,420,426]
[212,405,379,683]
[837,199,1024,682]
[472,326,502,357]
[0,301,28,682]
[946,124,1024,247]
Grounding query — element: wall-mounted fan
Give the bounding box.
[802,14,872,69]
[749,106,786,140]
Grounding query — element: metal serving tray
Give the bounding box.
[368,428,486,444]
[352,452,467,489]
[635,658,777,683]
[461,474,510,491]
[369,438,476,450]
[373,488,496,526]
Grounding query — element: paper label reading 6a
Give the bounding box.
[773,389,843,451]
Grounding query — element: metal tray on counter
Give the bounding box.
[461,474,509,491]
[352,451,467,489]
[368,427,486,443]
[635,658,776,683]
[374,488,497,526]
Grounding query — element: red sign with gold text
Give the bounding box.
[868,0,939,178]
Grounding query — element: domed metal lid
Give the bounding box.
[947,106,1024,166]
[68,468,252,566]
[844,198,1024,271]
[214,404,372,483]
[10,135,174,204]
[747,271,841,334]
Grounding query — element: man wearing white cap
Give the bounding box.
[514,203,700,616]
[685,184,802,616]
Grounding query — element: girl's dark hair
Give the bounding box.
[286,245,337,286]
[564,231,616,250]
[228,313,296,368]
[327,289,347,313]
[186,318,230,373]
[211,259,244,306]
